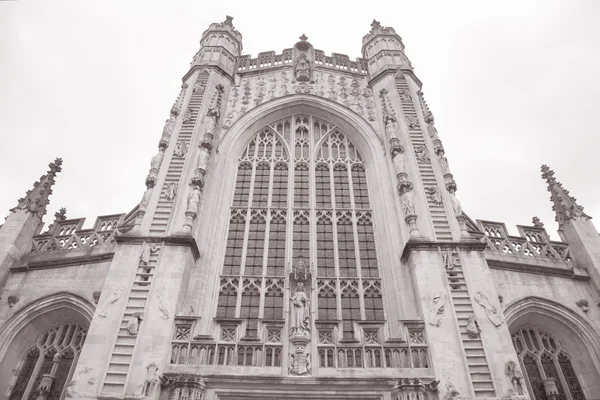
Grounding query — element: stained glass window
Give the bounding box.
[216,116,384,346]
[512,326,587,400]
[7,323,87,400]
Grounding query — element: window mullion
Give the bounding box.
[21,349,44,400]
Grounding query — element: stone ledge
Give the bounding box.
[486,258,589,280]
[400,240,486,262]
[11,252,115,272]
[115,234,200,260]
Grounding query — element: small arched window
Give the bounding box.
[7,322,87,400]
[511,326,586,400]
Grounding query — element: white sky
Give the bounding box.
[1,0,599,240]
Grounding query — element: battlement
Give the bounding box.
[475,219,574,264]
[236,49,368,75]
[30,213,125,254]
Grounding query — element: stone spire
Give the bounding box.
[10,158,63,218]
[541,165,590,228]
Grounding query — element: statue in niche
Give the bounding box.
[150,147,165,171]
[400,187,416,216]
[289,345,311,375]
[384,115,398,139]
[139,242,158,264]
[426,186,443,205]
[448,188,463,216]
[290,282,311,337]
[186,184,202,214]
[505,360,525,395]
[474,291,503,327]
[415,145,430,164]
[295,52,311,82]
[139,363,160,397]
[162,116,176,138]
[156,286,170,320]
[98,285,126,317]
[205,108,220,134]
[466,314,480,338]
[428,292,446,327]
[164,182,178,201]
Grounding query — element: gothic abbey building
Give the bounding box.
[0,16,597,400]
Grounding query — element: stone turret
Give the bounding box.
[191,15,243,77]
[362,19,412,79]
[0,158,62,285]
[541,165,600,294]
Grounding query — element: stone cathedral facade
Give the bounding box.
[0,16,599,400]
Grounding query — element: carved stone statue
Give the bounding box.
[139,243,158,264]
[183,108,192,123]
[197,147,210,172]
[186,184,202,214]
[98,285,126,318]
[385,115,398,139]
[442,249,455,270]
[205,108,220,134]
[428,292,446,327]
[295,52,311,82]
[415,145,430,164]
[393,152,405,175]
[400,188,416,216]
[505,360,525,395]
[139,187,153,208]
[150,147,165,170]
[126,312,143,335]
[474,291,503,327]
[163,116,176,137]
[427,120,440,141]
[426,186,443,205]
[174,141,189,158]
[156,286,170,320]
[448,188,463,216]
[164,182,178,201]
[290,282,311,337]
[140,363,160,397]
[438,153,451,175]
[193,81,205,93]
[289,345,311,375]
[466,314,480,338]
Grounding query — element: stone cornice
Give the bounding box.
[11,251,115,272]
[486,258,589,280]
[397,69,422,89]
[115,234,200,260]
[368,67,398,87]
[401,240,486,263]
[182,64,235,84]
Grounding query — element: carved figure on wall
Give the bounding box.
[140,363,161,397]
[405,115,419,128]
[186,184,202,214]
[466,314,480,338]
[126,312,144,335]
[174,141,189,158]
[289,345,311,375]
[182,108,192,123]
[400,187,416,216]
[448,188,463,216]
[328,89,338,101]
[398,88,412,102]
[205,108,220,134]
[295,52,311,82]
[98,285,126,317]
[505,360,525,395]
[426,186,443,205]
[163,116,176,138]
[150,147,165,171]
[290,282,311,337]
[415,145,430,164]
[193,81,206,93]
[139,242,158,265]
[428,292,446,327]
[392,151,405,175]
[385,115,398,139]
[139,187,153,208]
[443,382,462,400]
[197,147,210,172]
[164,182,178,201]
[156,286,170,320]
[442,249,455,270]
[438,152,451,175]
[474,291,503,327]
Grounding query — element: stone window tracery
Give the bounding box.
[511,326,586,400]
[215,115,385,357]
[7,322,87,400]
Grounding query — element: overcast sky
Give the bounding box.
[1,1,599,240]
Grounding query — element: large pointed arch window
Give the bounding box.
[214,115,386,366]
[511,326,586,400]
[7,322,87,400]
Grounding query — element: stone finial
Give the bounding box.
[45,207,67,234]
[299,33,308,42]
[541,165,591,227]
[532,216,544,229]
[370,19,381,32]
[11,158,63,218]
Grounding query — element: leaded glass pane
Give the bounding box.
[558,352,586,400]
[8,349,39,400]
